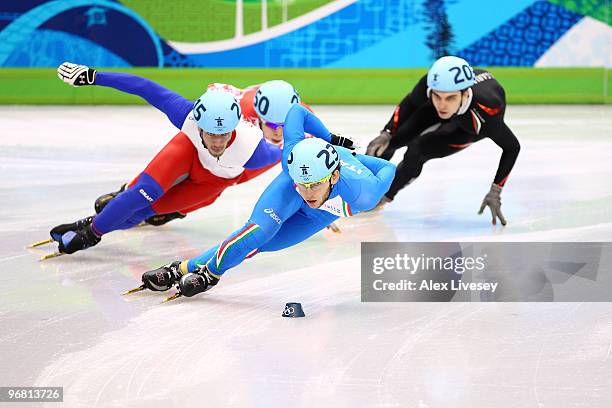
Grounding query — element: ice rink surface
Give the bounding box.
[1,105,611,407]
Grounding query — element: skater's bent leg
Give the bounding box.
[152,179,225,215]
[259,210,338,253]
[92,134,194,234]
[187,173,303,276]
[236,161,279,185]
[92,173,163,235]
[116,206,157,230]
[384,142,425,200]
[385,130,465,200]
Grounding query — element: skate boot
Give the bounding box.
[145,212,187,226]
[178,265,220,297]
[162,265,219,303]
[29,216,94,256]
[50,216,94,242]
[94,183,128,213]
[57,223,101,255]
[123,261,186,295]
[142,261,186,291]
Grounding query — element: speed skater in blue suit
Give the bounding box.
[125,104,396,301]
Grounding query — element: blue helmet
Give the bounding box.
[288,138,339,185]
[255,80,300,124]
[427,56,475,92]
[193,89,241,134]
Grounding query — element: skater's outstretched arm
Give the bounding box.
[95,72,193,129]
[367,75,430,156]
[344,153,396,211]
[282,104,332,170]
[356,153,396,179]
[486,121,521,187]
[476,120,519,226]
[243,138,282,169]
[383,75,429,136]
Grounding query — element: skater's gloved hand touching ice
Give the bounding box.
[478,183,507,226]
[366,129,392,157]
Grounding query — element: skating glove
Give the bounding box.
[331,133,357,151]
[366,130,392,157]
[478,183,507,226]
[57,62,97,87]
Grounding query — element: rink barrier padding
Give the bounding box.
[0,67,609,105]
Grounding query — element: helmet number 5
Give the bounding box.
[193,98,206,121]
[449,65,473,85]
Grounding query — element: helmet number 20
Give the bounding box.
[317,143,339,170]
[449,65,473,85]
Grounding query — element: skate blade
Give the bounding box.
[327,223,341,234]
[121,285,146,296]
[161,292,182,303]
[39,252,63,261]
[28,238,54,248]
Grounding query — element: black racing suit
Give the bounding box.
[376,69,520,200]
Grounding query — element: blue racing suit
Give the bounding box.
[187,105,396,276]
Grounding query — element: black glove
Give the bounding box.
[331,133,357,151]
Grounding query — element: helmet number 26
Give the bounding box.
[449,65,473,85]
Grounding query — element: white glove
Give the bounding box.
[57,62,96,87]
